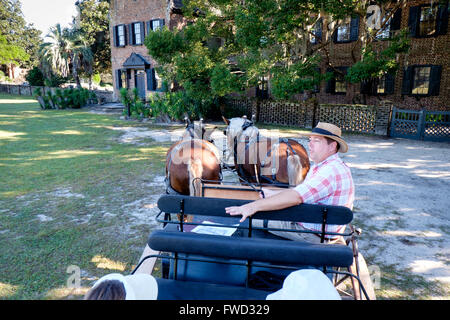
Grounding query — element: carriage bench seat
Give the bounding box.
[149,230,353,268]
[148,229,353,294]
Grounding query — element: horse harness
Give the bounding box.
[165,138,223,195]
[233,122,298,188]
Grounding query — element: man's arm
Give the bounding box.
[225,189,302,222]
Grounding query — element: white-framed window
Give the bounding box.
[117,25,126,46]
[411,66,431,95]
[133,22,142,45]
[337,21,351,42]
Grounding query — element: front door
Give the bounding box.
[135,71,146,99]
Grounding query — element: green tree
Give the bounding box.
[39,24,94,88]
[76,0,111,75]
[146,0,410,107]
[0,0,42,68]
[39,24,72,78]
[0,33,29,66]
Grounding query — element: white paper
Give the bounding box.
[191,221,239,236]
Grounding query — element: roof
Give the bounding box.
[122,53,150,69]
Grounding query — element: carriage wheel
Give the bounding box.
[348,251,376,300]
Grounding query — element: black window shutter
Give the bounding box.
[140,22,145,43]
[408,6,420,37]
[332,28,338,43]
[116,70,122,89]
[401,66,413,95]
[436,2,449,35]
[113,26,118,47]
[315,18,323,43]
[390,8,403,31]
[385,73,395,94]
[152,68,157,91]
[325,68,336,93]
[146,68,154,91]
[123,25,128,46]
[160,19,165,27]
[146,21,151,35]
[128,24,134,45]
[429,65,442,96]
[350,16,360,41]
[360,79,373,94]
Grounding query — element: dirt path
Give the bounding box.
[114,124,450,298]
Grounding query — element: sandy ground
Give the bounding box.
[111,124,450,296]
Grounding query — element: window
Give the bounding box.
[419,5,438,36]
[337,21,351,42]
[376,75,386,94]
[376,8,402,40]
[360,74,395,95]
[129,22,144,45]
[115,25,126,47]
[154,70,163,91]
[133,22,142,45]
[409,2,449,37]
[146,68,164,91]
[411,66,431,95]
[326,67,348,94]
[402,65,442,96]
[333,16,360,43]
[310,19,322,44]
[256,76,269,99]
[152,19,162,31]
[335,77,346,93]
[147,19,165,34]
[376,14,392,39]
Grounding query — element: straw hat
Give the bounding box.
[302,122,348,153]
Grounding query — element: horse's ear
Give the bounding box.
[242,115,247,119]
[251,114,256,122]
[222,116,230,125]
[184,116,191,127]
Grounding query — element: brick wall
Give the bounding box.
[110,0,170,101]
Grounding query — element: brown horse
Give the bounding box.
[165,119,222,198]
[222,116,310,187]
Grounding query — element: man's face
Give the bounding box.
[308,135,337,163]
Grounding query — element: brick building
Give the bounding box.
[110,0,449,111]
[109,0,184,101]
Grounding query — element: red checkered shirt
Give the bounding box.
[294,153,354,236]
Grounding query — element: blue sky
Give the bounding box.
[20,0,78,37]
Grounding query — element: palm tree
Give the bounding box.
[39,24,93,88]
[69,32,93,89]
[39,24,71,78]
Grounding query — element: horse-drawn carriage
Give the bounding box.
[131,117,376,300]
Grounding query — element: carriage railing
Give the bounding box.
[149,194,370,300]
[132,252,371,300]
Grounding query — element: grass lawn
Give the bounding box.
[0,94,170,299]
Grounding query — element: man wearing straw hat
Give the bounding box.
[226,122,354,245]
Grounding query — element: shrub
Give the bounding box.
[26,67,45,86]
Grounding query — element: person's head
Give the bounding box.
[303,122,348,163]
[84,273,158,300]
[84,280,126,300]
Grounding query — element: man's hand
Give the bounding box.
[225,203,256,223]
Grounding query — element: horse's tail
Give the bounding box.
[287,149,304,186]
[188,158,203,197]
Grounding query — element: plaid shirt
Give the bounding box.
[294,153,354,236]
